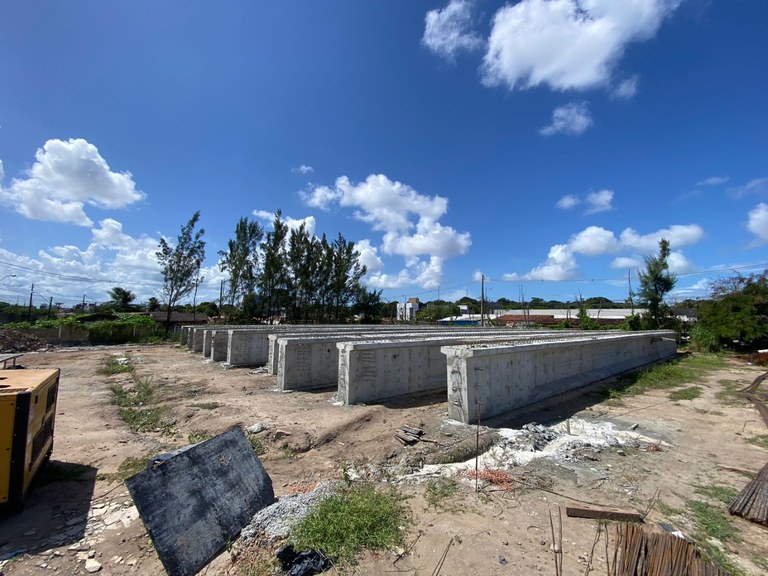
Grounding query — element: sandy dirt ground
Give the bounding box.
[1,343,767,576]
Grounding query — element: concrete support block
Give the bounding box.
[211,330,229,362]
[442,331,677,424]
[202,330,213,358]
[190,328,205,353]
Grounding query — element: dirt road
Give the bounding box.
[1,344,767,575]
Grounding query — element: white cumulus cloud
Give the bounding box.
[611,256,642,269]
[612,75,639,99]
[540,102,593,136]
[482,0,679,92]
[556,194,580,209]
[569,226,618,255]
[302,174,471,289]
[619,224,704,253]
[423,0,484,61]
[293,164,314,174]
[585,189,614,214]
[0,138,144,227]
[504,222,702,282]
[504,243,578,281]
[747,203,768,245]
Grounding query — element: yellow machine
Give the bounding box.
[0,368,60,512]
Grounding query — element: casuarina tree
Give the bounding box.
[218,217,264,307]
[156,211,206,335]
[637,238,676,328]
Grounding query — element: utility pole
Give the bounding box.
[218,280,224,324]
[47,296,53,319]
[82,293,86,312]
[627,269,635,314]
[27,283,34,322]
[480,274,485,327]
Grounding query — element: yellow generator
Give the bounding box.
[0,368,60,512]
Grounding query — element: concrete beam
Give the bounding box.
[442,331,677,424]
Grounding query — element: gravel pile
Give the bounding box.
[240,481,340,543]
[0,329,49,352]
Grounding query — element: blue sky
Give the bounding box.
[1,0,767,310]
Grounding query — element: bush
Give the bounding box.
[291,483,407,565]
[689,324,720,352]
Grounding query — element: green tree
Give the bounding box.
[416,300,460,323]
[285,223,321,323]
[156,211,206,335]
[218,217,264,307]
[258,211,289,321]
[698,271,768,347]
[146,297,161,312]
[108,287,136,312]
[637,238,676,328]
[327,233,367,322]
[351,285,383,324]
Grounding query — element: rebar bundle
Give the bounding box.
[612,523,729,576]
[728,461,768,526]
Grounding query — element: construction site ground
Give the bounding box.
[1,343,767,575]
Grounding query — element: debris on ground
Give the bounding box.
[276,544,331,576]
[0,329,49,352]
[240,481,340,542]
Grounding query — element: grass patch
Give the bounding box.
[99,355,134,375]
[669,386,702,401]
[746,434,768,449]
[609,354,726,399]
[752,555,768,571]
[247,434,267,455]
[118,406,174,434]
[290,482,407,566]
[715,380,745,405]
[694,484,739,505]
[425,478,460,510]
[655,500,682,517]
[98,454,151,483]
[110,376,175,435]
[699,543,746,576]
[110,375,154,407]
[188,430,212,444]
[687,499,740,542]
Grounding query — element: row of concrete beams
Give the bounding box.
[269,328,584,394]
[181,325,676,425]
[442,331,677,423]
[181,324,460,366]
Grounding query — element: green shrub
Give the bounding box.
[689,324,720,352]
[291,483,407,565]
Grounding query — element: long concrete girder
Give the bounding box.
[442,331,677,424]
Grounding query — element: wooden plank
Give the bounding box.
[565,506,644,523]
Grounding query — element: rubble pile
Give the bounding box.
[0,329,49,352]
